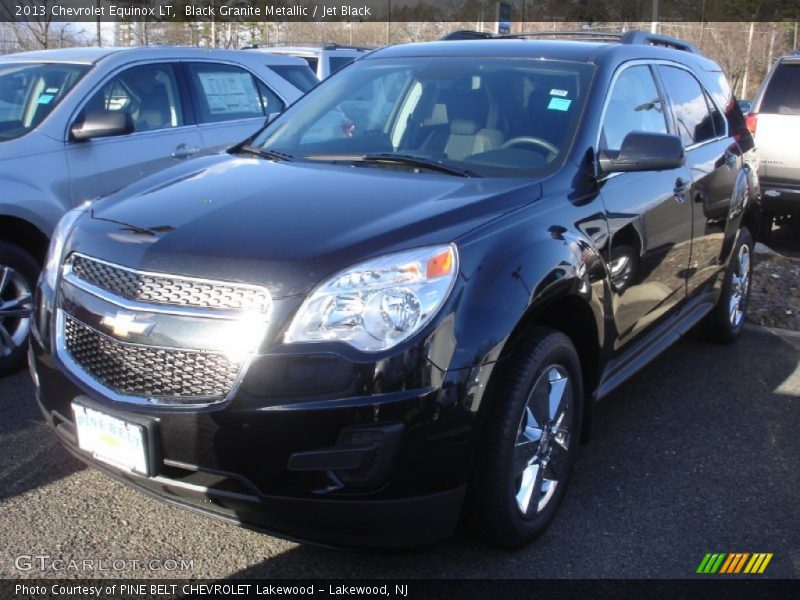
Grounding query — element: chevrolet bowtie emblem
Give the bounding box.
[100,312,154,338]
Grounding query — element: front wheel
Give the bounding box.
[703,227,753,344]
[470,328,583,549]
[0,241,38,376]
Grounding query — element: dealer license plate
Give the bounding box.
[72,403,148,475]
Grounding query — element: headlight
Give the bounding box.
[285,244,458,352]
[43,207,87,290]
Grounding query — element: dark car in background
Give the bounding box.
[29,31,759,549]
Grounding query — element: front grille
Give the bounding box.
[63,315,241,402]
[69,254,270,312]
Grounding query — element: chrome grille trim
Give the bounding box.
[55,254,270,406]
[66,253,272,315]
[54,310,252,407]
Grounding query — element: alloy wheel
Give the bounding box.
[728,244,751,329]
[513,364,573,516]
[0,265,34,358]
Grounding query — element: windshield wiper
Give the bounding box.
[237,145,293,162]
[305,153,478,177]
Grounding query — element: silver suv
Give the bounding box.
[0,46,310,374]
[748,51,800,234]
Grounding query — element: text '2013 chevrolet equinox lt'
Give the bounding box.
[30,31,760,549]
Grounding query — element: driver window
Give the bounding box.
[601,65,667,152]
[81,63,183,133]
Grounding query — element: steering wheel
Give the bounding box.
[500,136,559,159]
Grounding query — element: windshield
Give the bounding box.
[250,57,595,177]
[0,62,88,141]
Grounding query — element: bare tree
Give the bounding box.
[2,0,88,51]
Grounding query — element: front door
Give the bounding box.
[598,64,693,346]
[66,62,203,204]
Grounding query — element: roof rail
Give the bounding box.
[243,42,371,51]
[441,30,623,43]
[441,30,495,40]
[620,31,700,54]
[440,29,701,55]
[499,30,622,42]
[322,43,371,51]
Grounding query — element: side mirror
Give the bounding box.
[599,132,685,174]
[71,110,134,141]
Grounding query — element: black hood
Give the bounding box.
[69,155,542,298]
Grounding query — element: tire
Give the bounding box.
[0,241,38,376]
[703,227,754,344]
[470,328,583,549]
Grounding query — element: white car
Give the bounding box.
[246,44,371,79]
[748,51,800,234]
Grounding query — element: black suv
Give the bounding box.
[30,32,759,549]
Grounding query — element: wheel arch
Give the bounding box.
[491,289,603,444]
[0,215,50,266]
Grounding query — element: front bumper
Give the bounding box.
[29,315,481,548]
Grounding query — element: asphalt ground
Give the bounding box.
[0,326,797,580]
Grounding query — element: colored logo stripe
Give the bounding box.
[719,553,749,573]
[744,553,773,574]
[697,552,773,574]
[697,553,726,573]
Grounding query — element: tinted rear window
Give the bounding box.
[302,57,319,72]
[329,56,356,74]
[761,62,800,115]
[268,64,318,92]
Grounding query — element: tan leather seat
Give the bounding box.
[444,119,503,161]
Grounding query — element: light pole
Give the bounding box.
[96,0,101,46]
[650,0,658,34]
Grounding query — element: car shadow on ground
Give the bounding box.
[220,327,800,579]
[767,223,800,258]
[0,370,85,502]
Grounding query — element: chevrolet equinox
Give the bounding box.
[30,31,760,549]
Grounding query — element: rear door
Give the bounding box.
[754,60,800,185]
[183,61,285,153]
[657,64,738,297]
[598,63,693,345]
[66,62,203,204]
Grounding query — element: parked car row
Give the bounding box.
[17,30,766,549]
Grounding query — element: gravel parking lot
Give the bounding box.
[1,326,798,580]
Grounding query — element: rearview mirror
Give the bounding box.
[71,110,134,141]
[599,132,685,174]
